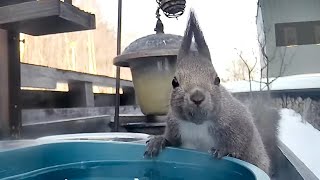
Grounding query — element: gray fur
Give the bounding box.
[245,94,280,176]
[145,10,271,175]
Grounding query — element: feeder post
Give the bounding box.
[114,0,122,132]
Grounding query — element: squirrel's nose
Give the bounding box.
[190,90,205,105]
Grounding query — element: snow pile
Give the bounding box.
[279,108,320,178]
[223,73,320,93]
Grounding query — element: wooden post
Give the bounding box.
[8,31,22,138]
[0,30,10,138]
[68,81,95,107]
[121,87,136,105]
[0,30,21,139]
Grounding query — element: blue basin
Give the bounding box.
[0,141,270,180]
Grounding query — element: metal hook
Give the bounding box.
[154,7,164,34]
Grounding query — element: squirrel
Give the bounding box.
[144,9,274,175]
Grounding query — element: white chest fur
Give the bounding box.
[178,120,215,152]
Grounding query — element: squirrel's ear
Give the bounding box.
[177,11,193,61]
[214,76,220,85]
[188,10,211,61]
[177,10,212,64]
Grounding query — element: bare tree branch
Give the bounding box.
[235,48,258,92]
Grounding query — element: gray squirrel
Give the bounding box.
[144,10,280,176]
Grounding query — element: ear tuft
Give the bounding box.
[177,9,211,62]
[188,10,211,60]
[177,11,193,60]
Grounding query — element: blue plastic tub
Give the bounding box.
[0,141,270,180]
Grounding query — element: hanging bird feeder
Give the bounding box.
[113,0,188,116]
[113,33,183,115]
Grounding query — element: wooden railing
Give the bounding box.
[21,63,134,107]
[21,63,133,89]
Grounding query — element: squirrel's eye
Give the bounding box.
[172,76,179,88]
[214,76,220,85]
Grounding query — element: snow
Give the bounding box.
[223,80,264,93]
[279,108,320,178]
[223,73,320,93]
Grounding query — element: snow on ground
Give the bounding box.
[223,73,320,93]
[279,108,320,178]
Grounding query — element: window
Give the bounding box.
[283,27,297,46]
[275,20,320,46]
[314,25,320,44]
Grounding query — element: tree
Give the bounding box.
[225,59,246,82]
[256,26,295,91]
[20,0,132,93]
[235,49,258,92]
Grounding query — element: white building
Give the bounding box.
[256,0,320,77]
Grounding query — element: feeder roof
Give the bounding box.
[114,33,185,67]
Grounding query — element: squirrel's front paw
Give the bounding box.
[144,136,167,158]
[209,147,235,159]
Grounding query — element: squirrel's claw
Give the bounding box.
[227,152,239,158]
[144,136,167,158]
[209,147,230,159]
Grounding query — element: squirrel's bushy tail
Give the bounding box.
[247,94,280,176]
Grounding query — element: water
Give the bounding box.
[0,142,263,180]
[10,161,249,180]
